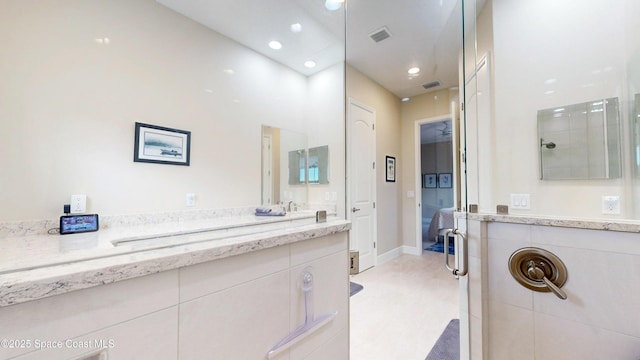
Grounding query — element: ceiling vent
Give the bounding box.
[369,26,391,43]
[422,80,441,90]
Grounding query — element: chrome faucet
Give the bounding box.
[287,201,296,212]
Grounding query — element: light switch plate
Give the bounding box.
[510,194,531,210]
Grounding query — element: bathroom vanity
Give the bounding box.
[0,209,350,360]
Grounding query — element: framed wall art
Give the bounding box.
[134,122,191,166]
[438,173,452,188]
[386,156,396,182]
[424,173,437,188]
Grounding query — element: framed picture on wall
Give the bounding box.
[424,173,437,188]
[438,173,452,188]
[134,122,191,166]
[385,156,396,182]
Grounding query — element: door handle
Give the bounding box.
[352,207,361,213]
[443,228,467,277]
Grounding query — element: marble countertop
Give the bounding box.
[0,210,350,307]
[461,212,640,233]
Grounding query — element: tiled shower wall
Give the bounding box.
[478,221,640,359]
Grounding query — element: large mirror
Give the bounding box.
[262,126,330,205]
[262,125,308,205]
[308,145,329,185]
[538,97,622,180]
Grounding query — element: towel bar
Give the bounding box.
[266,270,337,359]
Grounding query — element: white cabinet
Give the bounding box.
[2,271,179,360]
[0,232,348,360]
[179,232,349,360]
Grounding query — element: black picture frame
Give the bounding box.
[134,122,191,166]
[438,173,452,188]
[424,173,437,188]
[385,156,396,182]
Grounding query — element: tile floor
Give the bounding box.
[349,249,460,360]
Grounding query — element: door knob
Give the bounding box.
[352,207,361,212]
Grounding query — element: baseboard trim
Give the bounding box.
[401,245,422,256]
[376,247,401,265]
[376,245,422,265]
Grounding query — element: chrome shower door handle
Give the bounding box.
[443,228,467,277]
[352,207,361,213]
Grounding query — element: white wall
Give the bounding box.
[0,0,345,222]
[346,65,402,255]
[489,0,637,219]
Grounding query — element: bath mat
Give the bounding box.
[425,319,459,360]
[349,281,363,297]
[425,241,455,254]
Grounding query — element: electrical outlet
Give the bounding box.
[186,193,196,206]
[602,196,620,214]
[70,194,86,214]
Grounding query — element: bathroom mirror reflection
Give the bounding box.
[308,145,329,184]
[262,125,308,206]
[261,126,331,205]
[288,149,307,185]
[538,97,622,180]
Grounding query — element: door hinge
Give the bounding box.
[374,242,376,248]
[373,202,376,208]
[461,102,464,111]
[373,162,375,169]
[372,124,375,130]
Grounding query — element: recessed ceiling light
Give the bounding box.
[290,23,302,33]
[269,41,282,50]
[223,69,235,75]
[304,60,316,68]
[324,0,344,11]
[408,67,420,75]
[544,78,557,85]
[401,97,410,102]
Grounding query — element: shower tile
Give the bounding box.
[532,244,640,338]
[488,301,534,360]
[487,234,533,309]
[468,256,483,318]
[530,225,640,255]
[487,222,530,242]
[534,312,640,360]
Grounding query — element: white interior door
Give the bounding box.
[348,99,376,272]
[262,135,272,205]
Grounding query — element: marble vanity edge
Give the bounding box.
[0,220,351,307]
[459,212,640,233]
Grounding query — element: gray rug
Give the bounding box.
[425,319,459,360]
[349,281,363,297]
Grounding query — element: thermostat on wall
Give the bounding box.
[59,214,99,235]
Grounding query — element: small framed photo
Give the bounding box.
[134,122,191,166]
[424,173,437,188]
[438,173,452,188]
[385,156,396,182]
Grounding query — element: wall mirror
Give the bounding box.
[288,149,307,185]
[308,145,329,184]
[538,97,622,180]
[262,125,308,206]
